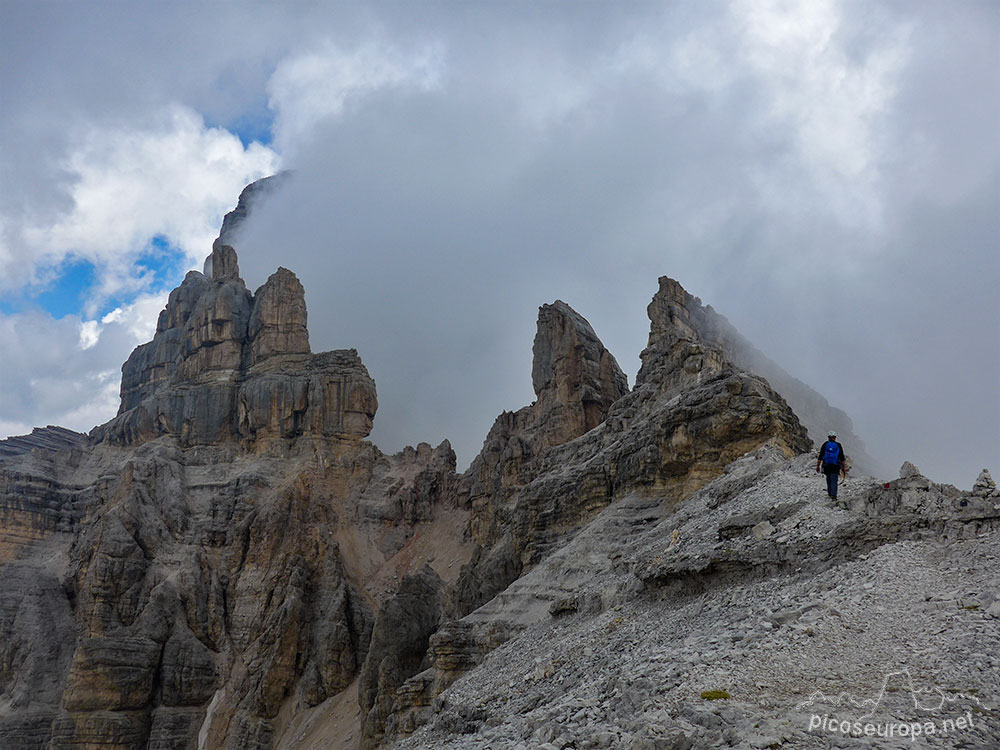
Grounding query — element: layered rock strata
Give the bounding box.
[0,242,465,750]
[0,426,87,459]
[0,447,89,562]
[92,243,376,450]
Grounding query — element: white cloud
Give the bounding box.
[733,0,910,225]
[0,0,994,489]
[100,291,167,343]
[77,289,169,353]
[267,39,444,152]
[0,419,33,440]
[5,105,279,311]
[78,319,100,350]
[0,295,170,436]
[51,369,121,435]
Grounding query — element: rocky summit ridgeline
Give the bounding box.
[90,242,376,450]
[1,180,995,750]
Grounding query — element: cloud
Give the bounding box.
[0,1,996,489]
[736,0,910,228]
[0,283,171,436]
[5,106,278,311]
[227,1,998,489]
[268,39,444,153]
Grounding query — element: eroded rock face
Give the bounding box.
[246,267,310,365]
[0,432,461,750]
[531,301,629,447]
[0,239,461,750]
[376,281,813,746]
[0,426,86,459]
[359,567,444,749]
[639,276,880,475]
[0,456,83,562]
[94,247,375,450]
[462,300,631,553]
[461,287,810,569]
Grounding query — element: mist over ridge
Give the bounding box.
[231,152,996,486]
[0,1,996,487]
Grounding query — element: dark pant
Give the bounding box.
[824,464,840,498]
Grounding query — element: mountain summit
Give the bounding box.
[0,182,994,750]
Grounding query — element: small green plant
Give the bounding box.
[963,604,980,611]
[700,690,731,700]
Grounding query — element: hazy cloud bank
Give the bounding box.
[0,1,996,485]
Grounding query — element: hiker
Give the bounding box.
[816,431,846,499]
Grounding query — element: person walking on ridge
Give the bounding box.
[816,431,846,500]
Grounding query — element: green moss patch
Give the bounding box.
[700,690,731,700]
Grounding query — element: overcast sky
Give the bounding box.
[0,1,997,487]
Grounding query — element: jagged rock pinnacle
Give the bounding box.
[92,243,374,448]
[247,267,310,365]
[203,243,242,282]
[636,275,882,475]
[531,300,629,444]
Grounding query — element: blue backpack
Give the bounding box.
[823,441,840,465]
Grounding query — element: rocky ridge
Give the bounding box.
[0,426,87,459]
[638,277,880,476]
[361,285,818,746]
[0,178,948,750]
[396,453,1000,750]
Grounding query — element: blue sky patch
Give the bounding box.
[137,235,188,294]
[228,113,275,148]
[207,104,275,149]
[34,257,98,319]
[0,236,190,321]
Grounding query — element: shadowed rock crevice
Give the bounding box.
[358,567,444,749]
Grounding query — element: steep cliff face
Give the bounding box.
[530,301,629,448]
[0,444,86,563]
